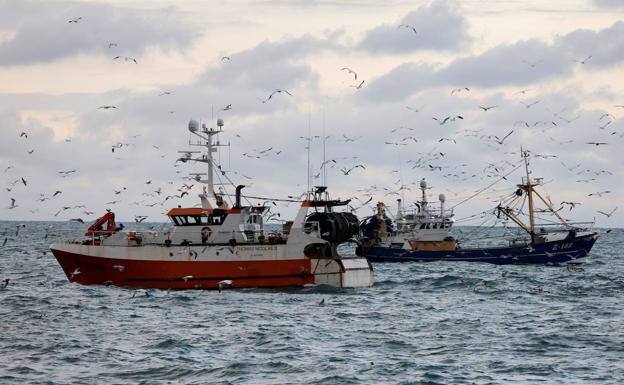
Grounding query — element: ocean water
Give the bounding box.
[1,221,623,384]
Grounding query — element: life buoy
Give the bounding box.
[201,227,212,243]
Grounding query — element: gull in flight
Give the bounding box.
[398,24,417,34]
[218,279,233,292]
[340,67,357,81]
[69,267,81,280]
[597,207,617,218]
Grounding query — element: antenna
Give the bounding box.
[306,109,311,196]
[322,104,327,186]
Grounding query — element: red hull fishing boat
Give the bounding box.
[50,119,373,290]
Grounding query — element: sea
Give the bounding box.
[1,221,623,385]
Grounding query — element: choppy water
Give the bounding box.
[1,221,623,384]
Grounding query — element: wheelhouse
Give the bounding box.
[166,208,237,227]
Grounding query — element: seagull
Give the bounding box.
[69,267,81,280]
[406,105,425,113]
[19,132,28,138]
[586,142,608,146]
[494,130,514,145]
[523,59,543,68]
[134,215,148,223]
[397,24,417,34]
[113,265,125,272]
[221,56,231,61]
[560,201,580,211]
[68,17,82,23]
[1,279,8,288]
[158,91,173,96]
[70,218,85,224]
[113,56,138,64]
[2,238,7,246]
[574,55,592,64]
[222,104,232,111]
[182,275,193,282]
[8,198,17,209]
[479,105,498,112]
[588,190,611,197]
[597,207,618,218]
[350,80,365,89]
[451,87,470,95]
[217,279,233,292]
[340,67,357,81]
[520,100,540,108]
[261,89,293,103]
[340,165,366,175]
[98,105,117,110]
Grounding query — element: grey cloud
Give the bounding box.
[560,21,624,67]
[358,62,438,102]
[440,39,572,87]
[592,0,624,8]
[0,1,199,66]
[200,35,330,91]
[364,21,624,102]
[357,0,470,53]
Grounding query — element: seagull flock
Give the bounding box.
[1,16,620,263]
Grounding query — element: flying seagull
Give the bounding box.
[340,67,357,81]
[350,80,365,89]
[597,207,618,218]
[574,55,592,64]
[68,17,82,23]
[218,279,233,292]
[397,24,417,34]
[261,89,293,103]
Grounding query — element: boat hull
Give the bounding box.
[51,244,373,289]
[362,233,599,265]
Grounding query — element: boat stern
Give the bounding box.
[311,257,373,288]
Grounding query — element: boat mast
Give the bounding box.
[186,119,227,199]
[521,148,536,243]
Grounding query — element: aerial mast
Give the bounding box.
[521,148,536,243]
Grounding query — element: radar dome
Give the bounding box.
[439,193,446,202]
[188,119,199,132]
[217,118,224,127]
[420,179,427,189]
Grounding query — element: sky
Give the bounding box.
[1,0,623,228]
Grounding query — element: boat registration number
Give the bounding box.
[552,242,573,250]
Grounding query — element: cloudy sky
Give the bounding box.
[1,0,623,228]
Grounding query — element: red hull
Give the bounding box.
[52,249,315,289]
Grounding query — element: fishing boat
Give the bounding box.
[357,151,600,265]
[50,119,373,289]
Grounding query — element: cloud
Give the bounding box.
[357,0,470,53]
[592,0,624,8]
[0,0,200,66]
[199,35,330,92]
[358,62,438,102]
[363,21,624,102]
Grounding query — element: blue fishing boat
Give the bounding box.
[357,151,600,265]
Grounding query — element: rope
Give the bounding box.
[449,161,524,210]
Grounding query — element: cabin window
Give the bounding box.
[170,214,227,226]
[420,224,426,229]
[247,214,262,224]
